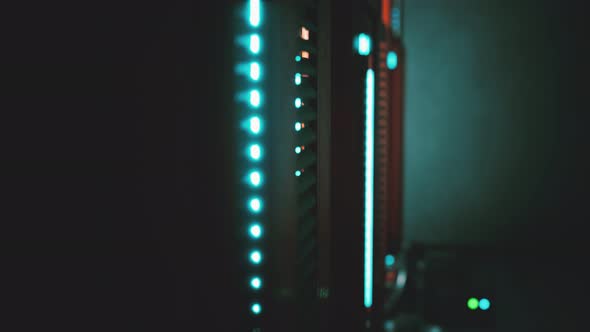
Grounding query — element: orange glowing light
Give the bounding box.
[301,51,310,59]
[301,27,310,40]
[382,0,391,28]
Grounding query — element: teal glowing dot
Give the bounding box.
[249,144,262,160]
[249,34,261,54]
[249,116,261,134]
[249,198,262,213]
[295,170,302,177]
[250,90,261,107]
[250,277,262,289]
[295,146,301,154]
[249,171,262,187]
[294,98,302,108]
[295,122,302,131]
[250,62,261,81]
[385,254,395,267]
[387,51,398,70]
[479,298,491,310]
[467,298,479,310]
[251,303,262,315]
[295,55,301,62]
[249,224,262,238]
[295,73,302,85]
[250,250,262,264]
[249,0,261,27]
[357,33,371,56]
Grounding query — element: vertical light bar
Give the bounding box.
[245,0,262,324]
[249,0,261,27]
[364,68,375,308]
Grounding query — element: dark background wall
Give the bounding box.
[402,0,588,330]
[0,1,241,331]
[402,0,588,249]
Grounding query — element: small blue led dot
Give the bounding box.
[479,298,491,310]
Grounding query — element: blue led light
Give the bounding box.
[243,0,264,322]
[295,73,302,85]
[294,122,302,131]
[251,303,262,315]
[249,0,261,27]
[392,8,401,32]
[250,250,262,264]
[249,197,262,213]
[295,55,301,62]
[250,62,261,81]
[248,171,262,187]
[479,298,491,310]
[295,170,302,177]
[248,144,262,160]
[249,116,262,134]
[249,223,262,239]
[295,146,301,154]
[250,277,262,289]
[387,51,398,70]
[249,34,261,54]
[357,33,372,56]
[364,68,375,308]
[249,90,261,107]
[385,254,395,267]
[294,98,302,108]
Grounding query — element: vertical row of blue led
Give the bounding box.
[243,0,264,320]
[357,33,375,309]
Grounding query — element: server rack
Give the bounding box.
[231,1,404,330]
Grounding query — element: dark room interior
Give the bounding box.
[0,0,587,331]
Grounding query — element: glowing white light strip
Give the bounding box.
[364,68,375,308]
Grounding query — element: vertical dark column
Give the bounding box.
[316,0,332,330]
[328,0,366,330]
[266,2,299,330]
[388,0,404,254]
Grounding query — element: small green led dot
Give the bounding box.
[467,297,479,310]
